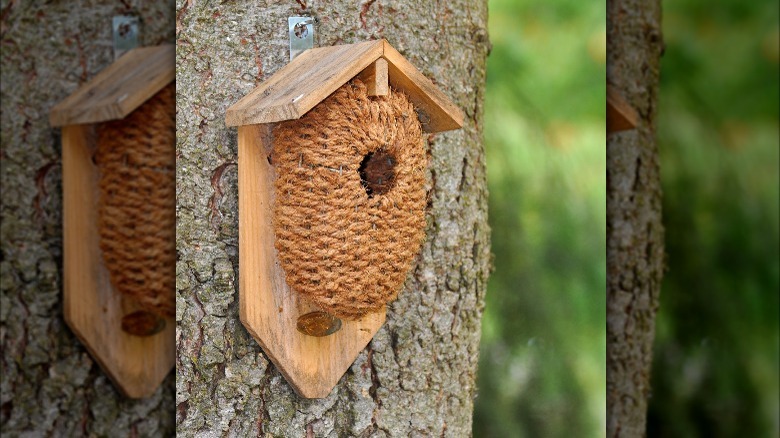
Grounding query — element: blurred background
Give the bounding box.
[473,0,778,436]
[473,0,607,436]
[648,0,779,436]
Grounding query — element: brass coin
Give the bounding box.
[121,311,166,337]
[296,311,342,337]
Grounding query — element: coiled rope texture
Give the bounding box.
[273,79,428,319]
[95,84,176,319]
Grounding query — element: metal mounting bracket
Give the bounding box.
[288,17,315,61]
[113,16,140,60]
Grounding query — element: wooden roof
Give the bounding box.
[225,39,464,133]
[607,85,639,133]
[50,45,174,127]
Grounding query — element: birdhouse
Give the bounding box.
[225,39,463,398]
[49,45,175,398]
[607,85,639,133]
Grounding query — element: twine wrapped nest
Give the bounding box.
[273,79,427,319]
[95,84,176,319]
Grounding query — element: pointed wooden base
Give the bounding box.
[61,124,174,399]
[238,124,385,399]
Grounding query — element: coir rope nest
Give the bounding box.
[273,79,427,319]
[95,84,176,319]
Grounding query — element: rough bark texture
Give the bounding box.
[175,1,490,437]
[606,0,665,436]
[1,1,175,435]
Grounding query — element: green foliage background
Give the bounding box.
[473,0,606,436]
[473,0,778,436]
[648,0,779,436]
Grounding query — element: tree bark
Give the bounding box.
[175,1,490,436]
[606,0,665,436]
[0,1,175,436]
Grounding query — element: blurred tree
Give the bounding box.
[606,0,665,436]
[473,1,606,436]
[646,0,779,435]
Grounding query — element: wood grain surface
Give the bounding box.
[226,40,463,133]
[50,45,174,127]
[607,84,639,133]
[237,124,385,398]
[60,124,174,398]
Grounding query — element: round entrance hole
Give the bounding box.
[358,149,397,197]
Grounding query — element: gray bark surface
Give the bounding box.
[1,1,175,436]
[175,1,490,437]
[606,0,665,436]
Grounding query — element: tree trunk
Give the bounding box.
[606,0,665,436]
[0,1,175,436]
[175,1,490,436]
